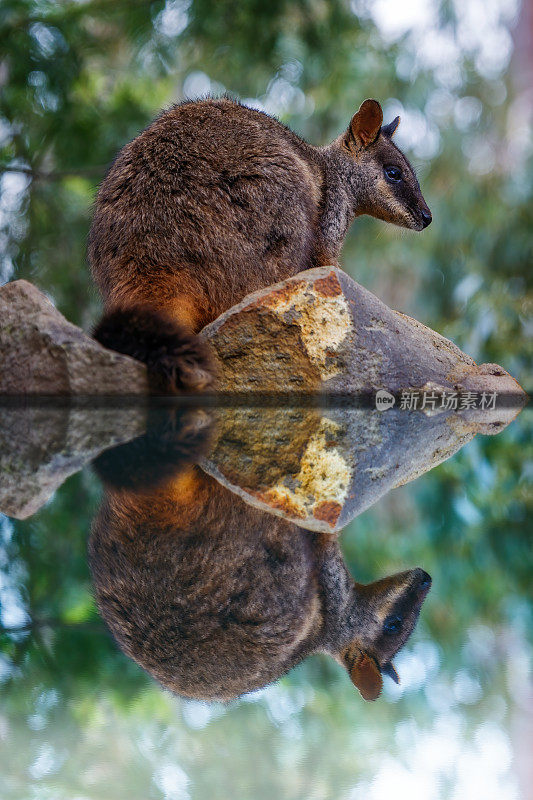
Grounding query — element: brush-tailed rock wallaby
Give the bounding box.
[89,97,432,392]
[90,417,431,702]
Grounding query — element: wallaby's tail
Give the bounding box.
[93,306,215,394]
[92,406,213,491]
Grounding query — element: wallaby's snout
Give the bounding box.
[413,567,432,596]
[344,98,432,233]
[420,206,432,229]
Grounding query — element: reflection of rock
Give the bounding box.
[1,385,523,526]
[0,405,146,519]
[198,267,526,530]
[203,266,525,397]
[201,400,525,533]
[0,280,148,395]
[0,269,526,524]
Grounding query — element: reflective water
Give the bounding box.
[0,398,531,800]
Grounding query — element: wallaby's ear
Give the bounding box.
[349,99,383,149]
[344,648,383,701]
[381,115,401,138]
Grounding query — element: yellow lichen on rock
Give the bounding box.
[255,417,351,527]
[262,273,352,380]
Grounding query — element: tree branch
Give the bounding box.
[0,164,106,182]
[0,617,104,634]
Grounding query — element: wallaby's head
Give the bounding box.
[335,567,432,700]
[341,98,432,231]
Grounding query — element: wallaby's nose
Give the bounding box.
[420,208,432,228]
[415,569,432,597]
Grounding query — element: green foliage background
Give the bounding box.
[0,0,531,798]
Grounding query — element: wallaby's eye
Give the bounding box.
[384,165,402,183]
[383,614,403,634]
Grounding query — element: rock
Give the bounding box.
[201,398,524,533]
[199,266,526,530]
[1,273,525,401]
[0,391,524,525]
[202,266,525,398]
[0,280,148,395]
[0,405,147,519]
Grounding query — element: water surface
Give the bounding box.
[0,399,530,800]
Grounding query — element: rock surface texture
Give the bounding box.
[199,265,525,531]
[0,272,526,524]
[0,280,148,395]
[0,406,147,519]
[201,400,524,534]
[202,266,524,397]
[0,271,525,399]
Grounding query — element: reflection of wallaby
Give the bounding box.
[90,424,431,701]
[90,97,431,392]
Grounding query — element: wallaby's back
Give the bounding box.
[89,98,322,331]
[90,470,323,701]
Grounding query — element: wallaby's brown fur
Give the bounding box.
[89,97,431,392]
[90,422,431,702]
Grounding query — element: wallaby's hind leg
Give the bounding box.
[93,306,215,394]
